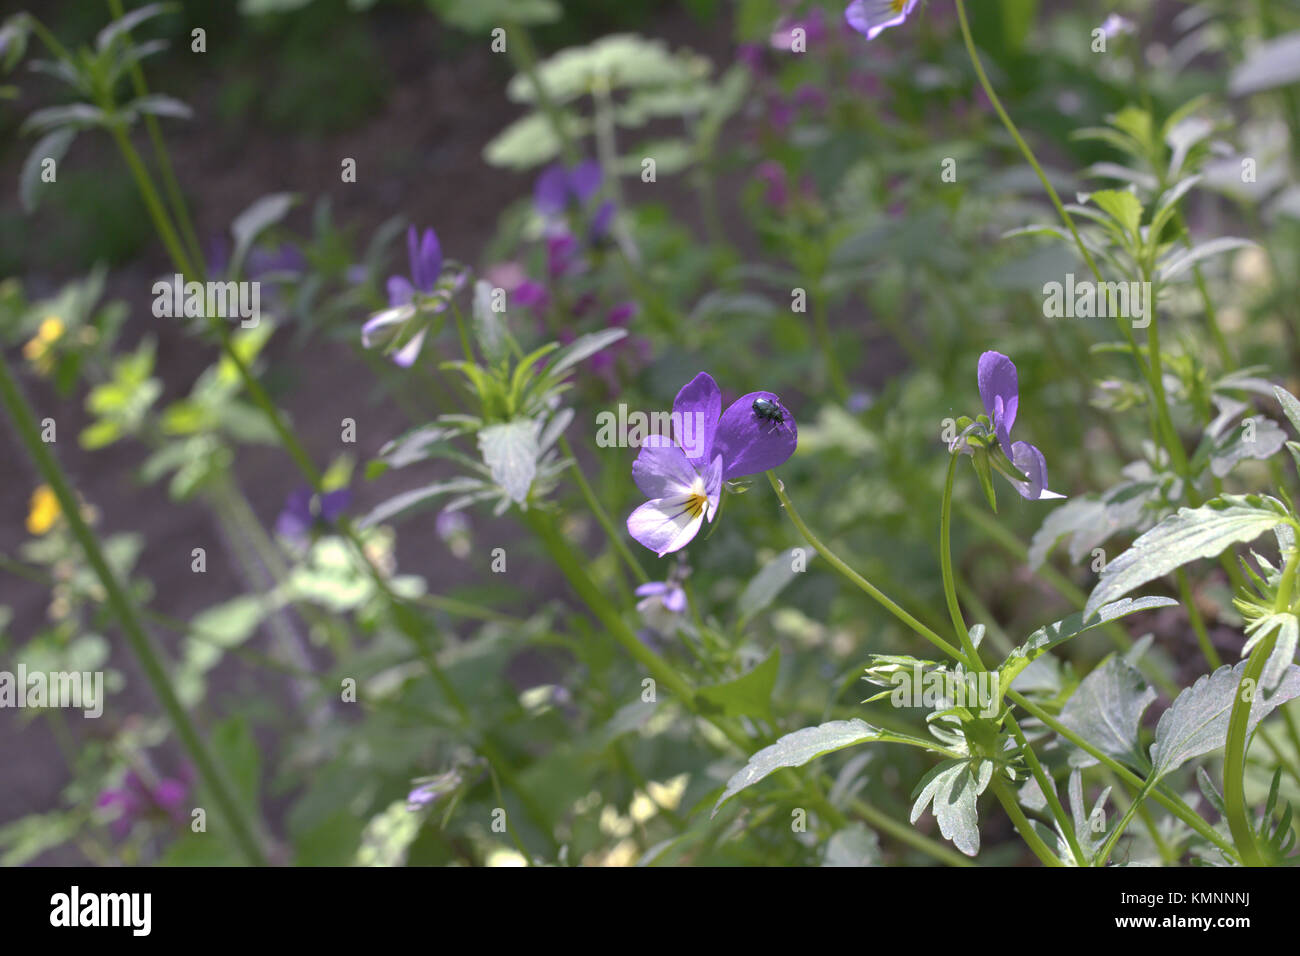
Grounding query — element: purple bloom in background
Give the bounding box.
[845,0,919,40]
[755,160,790,208]
[627,372,798,556]
[97,769,190,839]
[534,159,603,217]
[275,485,351,542]
[547,233,580,279]
[635,580,688,615]
[1101,13,1136,38]
[387,226,443,307]
[976,351,1064,501]
[589,200,616,245]
[362,225,455,367]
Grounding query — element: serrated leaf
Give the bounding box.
[1274,385,1300,435]
[713,719,884,815]
[1000,597,1178,686]
[1088,188,1143,240]
[1084,495,1291,619]
[822,823,881,866]
[478,419,540,505]
[359,477,485,528]
[910,758,992,857]
[1150,661,1300,779]
[1058,655,1156,769]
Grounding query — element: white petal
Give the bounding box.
[627,495,705,557]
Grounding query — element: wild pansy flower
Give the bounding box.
[275,485,351,543]
[362,225,464,367]
[974,351,1063,501]
[626,372,798,556]
[1101,13,1136,38]
[534,159,602,219]
[845,0,919,40]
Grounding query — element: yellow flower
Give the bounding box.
[26,484,61,536]
[22,316,66,375]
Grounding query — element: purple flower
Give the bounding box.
[1101,14,1136,38]
[755,160,790,208]
[976,351,1063,501]
[387,226,443,307]
[362,225,458,367]
[635,580,688,615]
[626,372,798,556]
[275,485,351,542]
[534,160,603,217]
[845,0,919,40]
[97,769,190,839]
[589,200,616,244]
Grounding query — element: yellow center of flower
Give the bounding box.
[22,316,65,373]
[27,484,61,536]
[891,0,907,12]
[683,477,710,520]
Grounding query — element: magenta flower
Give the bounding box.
[626,372,798,556]
[97,769,190,839]
[845,0,919,40]
[977,351,1063,501]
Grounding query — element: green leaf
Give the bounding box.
[1058,655,1156,769]
[1000,597,1178,686]
[822,823,881,866]
[124,93,192,121]
[210,715,261,817]
[433,0,560,32]
[1150,661,1300,779]
[19,127,76,213]
[1229,32,1300,96]
[478,418,540,505]
[1084,495,1291,620]
[737,548,812,622]
[713,719,884,815]
[230,192,297,279]
[96,2,174,52]
[910,758,992,857]
[1207,417,1287,478]
[1158,238,1256,282]
[359,477,485,528]
[191,595,267,647]
[471,279,509,364]
[19,103,110,136]
[505,33,686,106]
[543,328,627,380]
[1274,385,1300,435]
[483,111,587,171]
[695,649,779,720]
[1087,189,1143,240]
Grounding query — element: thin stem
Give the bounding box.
[767,471,965,661]
[990,776,1062,866]
[1008,689,1237,859]
[1005,712,1085,865]
[559,433,648,587]
[0,357,267,866]
[1223,549,1299,865]
[940,454,980,667]
[1094,779,1156,867]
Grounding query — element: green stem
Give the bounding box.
[0,356,267,865]
[767,471,965,661]
[990,776,1062,866]
[1006,712,1085,864]
[940,454,980,667]
[1094,779,1156,867]
[1223,549,1299,866]
[1008,689,1237,859]
[559,433,648,588]
[106,0,206,276]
